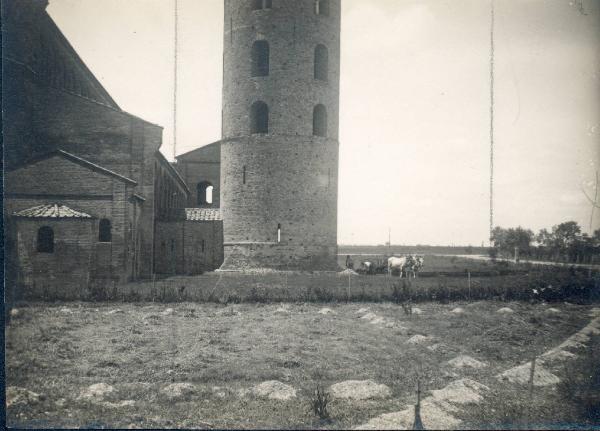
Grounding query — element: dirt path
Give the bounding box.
[356,307,600,430]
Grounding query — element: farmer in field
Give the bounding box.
[345,255,354,270]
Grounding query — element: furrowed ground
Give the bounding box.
[6,300,598,429]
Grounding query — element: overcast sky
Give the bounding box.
[47,0,600,246]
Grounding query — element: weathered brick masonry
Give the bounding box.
[4,152,142,296]
[2,0,225,298]
[220,0,341,270]
[2,0,164,279]
[12,218,97,298]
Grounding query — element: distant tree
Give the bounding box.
[491,226,533,259]
[536,228,554,260]
[508,227,535,258]
[493,222,598,264]
[552,221,582,261]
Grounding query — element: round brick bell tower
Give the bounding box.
[220,0,340,271]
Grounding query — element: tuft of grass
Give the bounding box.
[310,382,331,420]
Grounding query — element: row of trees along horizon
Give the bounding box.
[491,221,600,264]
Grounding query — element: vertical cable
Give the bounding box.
[173,0,178,160]
[489,0,495,246]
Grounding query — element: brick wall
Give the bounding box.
[183,221,224,274]
[4,155,139,284]
[154,220,223,275]
[14,218,95,298]
[219,0,340,270]
[4,75,162,278]
[2,1,165,279]
[221,134,338,270]
[222,0,341,139]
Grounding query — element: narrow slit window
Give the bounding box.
[243,165,247,184]
[201,239,206,253]
[315,0,330,16]
[251,40,270,77]
[99,219,112,243]
[251,101,269,134]
[314,44,328,81]
[313,104,328,137]
[277,223,281,243]
[252,0,272,10]
[37,226,54,253]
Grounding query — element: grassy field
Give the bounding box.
[5,300,597,429]
[19,255,599,304]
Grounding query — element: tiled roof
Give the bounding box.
[185,208,222,222]
[13,204,93,219]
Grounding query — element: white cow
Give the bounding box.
[389,255,425,278]
[388,256,409,277]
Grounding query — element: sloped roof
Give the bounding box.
[15,150,137,185]
[175,140,221,162]
[13,204,93,219]
[155,151,190,193]
[185,208,222,222]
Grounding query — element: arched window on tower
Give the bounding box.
[252,0,272,10]
[315,0,330,16]
[99,219,112,242]
[251,101,269,134]
[313,104,328,137]
[197,181,214,205]
[37,226,54,253]
[314,44,329,81]
[251,40,270,77]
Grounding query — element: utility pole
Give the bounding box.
[388,227,391,256]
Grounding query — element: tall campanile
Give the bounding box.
[220,0,340,270]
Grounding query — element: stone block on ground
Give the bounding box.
[161,383,196,401]
[329,380,392,400]
[79,383,114,402]
[447,355,488,369]
[429,378,489,404]
[406,335,431,345]
[497,307,514,314]
[497,363,560,386]
[318,308,334,315]
[6,387,41,408]
[251,381,296,401]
